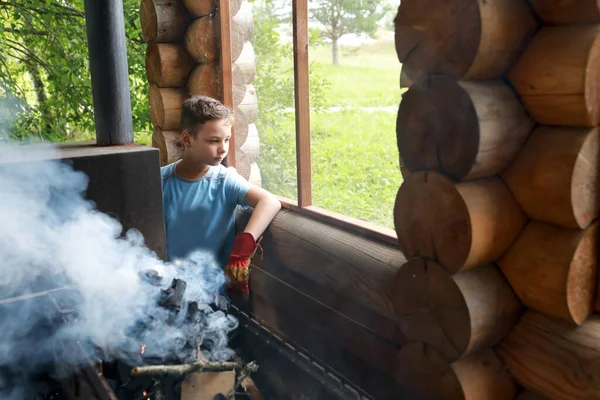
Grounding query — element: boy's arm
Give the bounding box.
[224,185,280,295]
[241,186,281,240]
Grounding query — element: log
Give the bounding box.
[233,3,253,41]
[229,0,242,16]
[394,0,537,81]
[394,172,527,273]
[393,259,521,362]
[240,123,259,163]
[236,149,251,181]
[182,0,214,17]
[516,391,548,400]
[239,84,258,123]
[529,0,600,25]
[394,343,517,400]
[131,360,246,376]
[146,42,195,87]
[235,42,256,84]
[234,106,249,147]
[399,155,411,179]
[140,0,191,43]
[233,66,248,107]
[184,16,218,64]
[498,220,598,325]
[249,162,261,187]
[399,69,413,89]
[396,75,534,181]
[187,62,221,99]
[153,128,183,166]
[508,25,600,127]
[502,126,600,230]
[149,85,188,130]
[230,19,247,63]
[496,310,600,400]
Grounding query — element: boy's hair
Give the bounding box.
[180,95,234,136]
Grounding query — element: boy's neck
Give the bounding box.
[176,157,211,180]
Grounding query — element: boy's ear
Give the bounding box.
[181,130,193,148]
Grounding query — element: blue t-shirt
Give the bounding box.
[161,162,252,267]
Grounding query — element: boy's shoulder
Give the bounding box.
[160,162,177,181]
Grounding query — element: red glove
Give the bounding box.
[225,232,262,294]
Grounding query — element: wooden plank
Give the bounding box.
[218,0,236,167]
[292,0,311,206]
[244,268,406,398]
[236,208,406,341]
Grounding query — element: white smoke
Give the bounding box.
[0,142,238,397]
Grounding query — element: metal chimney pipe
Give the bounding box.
[83,0,134,146]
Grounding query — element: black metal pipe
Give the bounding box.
[83,0,134,146]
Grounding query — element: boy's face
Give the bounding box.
[182,119,232,166]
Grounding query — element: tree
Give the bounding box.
[310,0,386,65]
[0,0,151,144]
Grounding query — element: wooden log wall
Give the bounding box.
[142,0,261,184]
[394,0,600,398]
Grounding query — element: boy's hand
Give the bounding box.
[225,232,260,294]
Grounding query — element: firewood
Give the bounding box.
[149,85,188,130]
[394,0,537,81]
[396,75,534,181]
[502,126,599,229]
[235,42,256,84]
[498,220,598,325]
[529,0,600,24]
[153,128,183,166]
[394,172,527,273]
[393,259,521,362]
[182,0,214,17]
[187,62,221,99]
[140,0,191,43]
[496,310,600,400]
[508,25,600,127]
[146,42,195,87]
[394,343,517,400]
[184,16,218,64]
[130,360,247,376]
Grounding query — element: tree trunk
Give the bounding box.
[394,0,537,81]
[332,37,339,65]
[501,126,600,229]
[497,310,600,400]
[396,75,534,181]
[498,220,599,325]
[394,172,527,273]
[26,60,52,135]
[393,259,522,362]
[394,343,518,400]
[508,25,600,127]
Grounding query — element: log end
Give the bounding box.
[567,221,599,325]
[140,0,157,43]
[187,63,221,99]
[183,0,215,17]
[394,171,471,273]
[393,258,470,362]
[585,31,600,126]
[396,75,479,180]
[572,128,600,228]
[149,84,166,129]
[185,17,218,64]
[145,42,162,85]
[394,0,480,80]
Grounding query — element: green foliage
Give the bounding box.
[0,0,151,143]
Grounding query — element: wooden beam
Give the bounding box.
[218,0,236,167]
[292,0,311,206]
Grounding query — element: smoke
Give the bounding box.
[0,142,238,397]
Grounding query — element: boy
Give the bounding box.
[160,95,281,296]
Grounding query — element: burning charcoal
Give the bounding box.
[185,301,199,322]
[158,279,187,312]
[138,269,163,286]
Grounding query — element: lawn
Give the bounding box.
[256,37,405,229]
